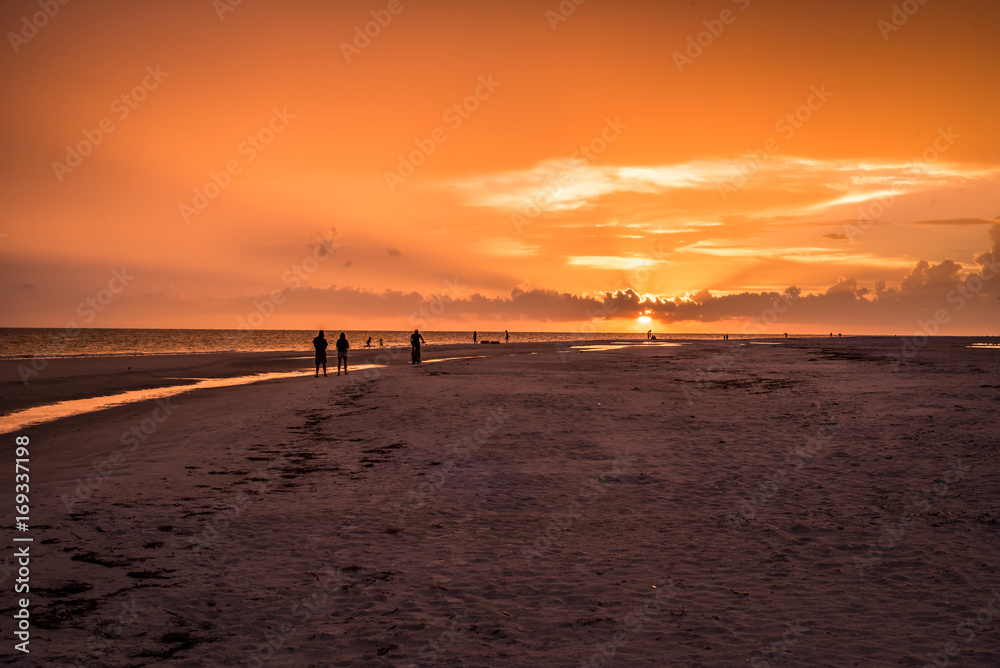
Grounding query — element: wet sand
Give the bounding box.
[1,338,999,666]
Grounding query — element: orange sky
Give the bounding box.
[2,0,999,334]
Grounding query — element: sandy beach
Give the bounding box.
[2,338,999,667]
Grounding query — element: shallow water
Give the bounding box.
[0,366,383,434]
[0,327,785,359]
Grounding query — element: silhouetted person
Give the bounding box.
[378,338,384,348]
[647,330,651,340]
[784,333,788,339]
[336,332,349,375]
[365,336,372,348]
[473,330,477,344]
[410,329,426,364]
[313,330,328,377]
[505,330,509,343]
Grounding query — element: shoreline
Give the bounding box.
[2,336,997,421]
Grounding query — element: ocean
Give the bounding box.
[0,328,787,359]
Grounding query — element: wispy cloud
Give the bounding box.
[567,256,664,270]
[484,238,541,256]
[450,157,1000,218]
[677,241,916,267]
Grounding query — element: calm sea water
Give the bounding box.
[0,328,788,359]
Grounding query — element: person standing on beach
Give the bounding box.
[505,330,509,343]
[473,331,477,344]
[410,329,426,364]
[313,330,328,377]
[336,332,349,375]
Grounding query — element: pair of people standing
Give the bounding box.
[312,330,349,377]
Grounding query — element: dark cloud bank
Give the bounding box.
[230,225,1000,332]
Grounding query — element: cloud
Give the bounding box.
[676,241,914,268]
[386,247,401,257]
[912,218,1000,227]
[53,225,999,333]
[484,239,540,257]
[823,233,848,240]
[449,157,1000,219]
[567,256,662,270]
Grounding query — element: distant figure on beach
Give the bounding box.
[505,330,510,343]
[473,330,477,344]
[784,333,788,339]
[365,336,372,348]
[313,330,328,377]
[647,330,651,340]
[410,329,426,364]
[336,332,349,375]
[379,338,384,348]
